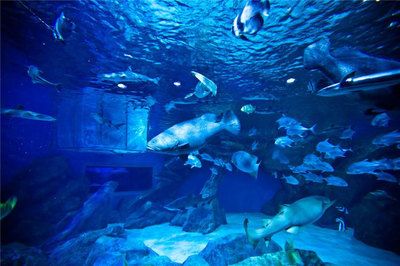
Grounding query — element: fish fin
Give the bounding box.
[286,226,300,234]
[153,77,160,85]
[309,124,317,134]
[340,71,356,86]
[222,111,241,135]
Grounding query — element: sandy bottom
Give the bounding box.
[124,213,400,265]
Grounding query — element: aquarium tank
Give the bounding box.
[1,0,400,265]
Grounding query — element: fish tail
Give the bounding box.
[153,77,161,85]
[309,124,317,134]
[222,111,241,135]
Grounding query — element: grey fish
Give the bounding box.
[302,154,334,172]
[324,176,348,187]
[96,66,160,85]
[276,115,300,129]
[275,136,294,148]
[1,107,56,122]
[147,111,240,155]
[185,71,217,99]
[301,172,324,183]
[372,130,400,147]
[347,158,392,175]
[317,69,400,97]
[282,175,299,185]
[231,150,260,178]
[371,113,390,127]
[316,139,351,159]
[373,171,398,183]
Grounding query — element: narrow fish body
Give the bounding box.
[1,108,56,122]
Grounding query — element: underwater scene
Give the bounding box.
[1,0,400,265]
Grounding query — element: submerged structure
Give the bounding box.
[1,1,400,265]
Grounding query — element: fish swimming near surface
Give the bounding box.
[0,197,17,220]
[1,106,56,122]
[95,66,160,85]
[91,113,125,129]
[340,126,355,140]
[185,71,217,99]
[372,130,400,147]
[371,112,390,127]
[275,136,294,148]
[147,111,240,155]
[244,196,335,246]
[27,65,61,90]
[231,151,260,178]
[232,0,270,40]
[316,69,400,97]
[184,154,202,169]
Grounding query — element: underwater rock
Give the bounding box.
[1,156,88,245]
[0,243,49,266]
[124,201,176,229]
[349,193,400,254]
[181,198,227,234]
[183,255,210,266]
[200,171,224,199]
[232,249,326,266]
[49,224,124,265]
[198,234,267,265]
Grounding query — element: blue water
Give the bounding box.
[1,1,400,265]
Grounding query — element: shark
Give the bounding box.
[244,196,335,246]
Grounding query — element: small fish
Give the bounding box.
[372,130,400,147]
[371,112,390,127]
[347,158,392,175]
[117,83,127,89]
[301,172,324,183]
[251,141,259,151]
[276,115,300,129]
[335,206,349,214]
[373,171,398,183]
[324,176,348,187]
[1,197,17,220]
[302,154,334,172]
[286,124,316,137]
[275,136,294,148]
[286,78,296,84]
[184,154,202,169]
[248,127,258,137]
[173,81,181,87]
[367,189,397,201]
[316,139,351,160]
[241,104,256,114]
[241,94,278,101]
[282,175,299,185]
[340,126,355,140]
[123,53,133,58]
[231,151,261,178]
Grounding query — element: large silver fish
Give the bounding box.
[147,111,240,155]
[317,69,400,97]
[1,107,56,122]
